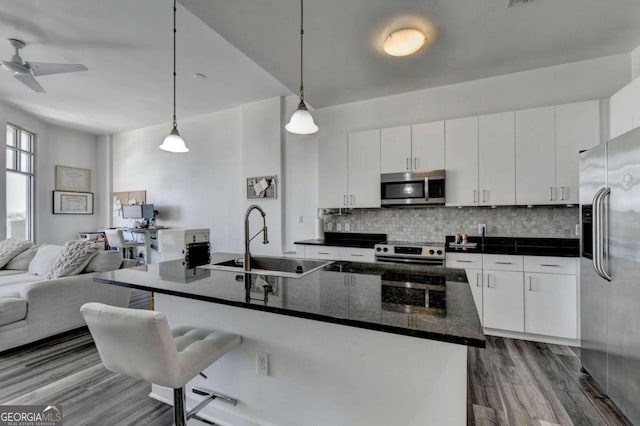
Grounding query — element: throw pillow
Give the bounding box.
[5,245,39,270]
[44,240,100,280]
[83,250,123,273]
[0,238,34,269]
[28,245,64,276]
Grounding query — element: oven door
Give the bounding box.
[375,255,444,266]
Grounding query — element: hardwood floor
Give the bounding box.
[468,336,632,426]
[0,293,631,426]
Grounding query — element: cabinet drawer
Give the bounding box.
[524,256,577,274]
[483,254,523,271]
[306,246,340,260]
[446,253,482,269]
[339,247,375,263]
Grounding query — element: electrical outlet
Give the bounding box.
[336,223,342,231]
[344,223,350,231]
[256,352,269,376]
[478,224,487,236]
[575,224,581,236]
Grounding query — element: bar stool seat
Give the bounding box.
[81,302,241,425]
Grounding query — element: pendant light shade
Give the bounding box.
[160,0,189,153]
[286,0,318,135]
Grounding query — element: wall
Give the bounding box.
[0,102,100,244]
[632,44,640,80]
[111,107,244,254]
[325,206,579,242]
[283,54,631,250]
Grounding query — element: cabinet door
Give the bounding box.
[318,133,348,208]
[338,247,375,263]
[445,116,479,206]
[555,101,600,204]
[306,245,341,260]
[479,112,515,205]
[524,273,577,339]
[380,126,411,173]
[411,121,445,171]
[319,271,349,318]
[515,106,556,205]
[483,270,524,332]
[349,274,381,322]
[347,129,381,208]
[465,269,483,325]
[610,83,634,140]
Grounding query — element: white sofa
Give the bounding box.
[0,243,134,353]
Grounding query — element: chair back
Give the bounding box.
[104,229,126,248]
[80,302,182,387]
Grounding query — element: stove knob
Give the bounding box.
[437,250,443,255]
[383,247,389,253]
[429,249,435,255]
[376,247,381,252]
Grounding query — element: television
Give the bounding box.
[122,204,143,219]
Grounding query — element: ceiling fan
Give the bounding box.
[0,38,87,93]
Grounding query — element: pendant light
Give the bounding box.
[159,0,189,153]
[285,0,319,135]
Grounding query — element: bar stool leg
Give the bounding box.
[173,387,187,426]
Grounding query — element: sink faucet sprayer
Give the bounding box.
[244,205,269,272]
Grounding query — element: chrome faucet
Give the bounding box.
[244,205,269,271]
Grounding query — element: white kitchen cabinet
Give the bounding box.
[483,270,524,332]
[381,126,412,173]
[338,247,375,263]
[610,78,638,140]
[411,121,445,171]
[445,252,483,270]
[318,133,349,208]
[465,269,483,325]
[306,245,341,260]
[478,112,515,205]
[300,244,375,263]
[445,116,479,206]
[555,101,601,204]
[347,129,381,208]
[524,272,577,339]
[482,254,523,272]
[318,130,380,208]
[515,106,557,205]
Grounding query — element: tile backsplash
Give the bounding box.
[324,206,579,242]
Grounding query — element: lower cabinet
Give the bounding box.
[465,268,483,326]
[483,270,524,332]
[524,272,577,339]
[318,271,381,321]
[301,245,375,263]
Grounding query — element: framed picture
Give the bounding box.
[53,191,94,215]
[247,176,277,200]
[55,165,91,192]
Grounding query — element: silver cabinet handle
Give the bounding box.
[549,187,554,201]
[343,194,348,206]
[495,261,513,265]
[350,254,364,257]
[476,272,481,288]
[560,186,567,201]
[350,194,355,205]
[455,260,473,263]
[344,275,348,286]
[539,264,560,267]
[318,252,330,255]
[482,189,488,203]
[414,157,418,170]
[406,158,410,170]
[473,190,478,203]
[529,276,533,291]
[350,275,355,286]
[486,274,492,288]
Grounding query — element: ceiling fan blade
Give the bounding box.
[14,73,45,93]
[27,62,87,76]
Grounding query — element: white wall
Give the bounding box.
[282,53,631,249]
[111,107,244,253]
[0,102,100,244]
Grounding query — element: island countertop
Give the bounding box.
[92,255,485,348]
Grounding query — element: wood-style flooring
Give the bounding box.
[0,291,632,426]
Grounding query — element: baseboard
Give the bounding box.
[484,328,580,347]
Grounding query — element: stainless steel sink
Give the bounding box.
[204,256,332,278]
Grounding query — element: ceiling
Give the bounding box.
[0,1,640,135]
[0,0,289,134]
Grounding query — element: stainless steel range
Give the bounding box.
[374,241,445,265]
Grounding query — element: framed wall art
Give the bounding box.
[247,176,277,200]
[55,165,91,192]
[52,191,94,215]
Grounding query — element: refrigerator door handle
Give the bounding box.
[592,187,605,280]
[600,188,612,281]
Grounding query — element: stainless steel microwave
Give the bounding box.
[380,170,445,206]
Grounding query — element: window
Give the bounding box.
[6,124,35,241]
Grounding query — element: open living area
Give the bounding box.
[1,0,639,425]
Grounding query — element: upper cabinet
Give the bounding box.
[318,130,381,209]
[380,122,444,174]
[610,77,640,140]
[515,106,557,205]
[478,112,516,206]
[445,117,479,206]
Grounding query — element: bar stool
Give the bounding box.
[80,302,241,426]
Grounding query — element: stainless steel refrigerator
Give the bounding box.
[580,127,640,424]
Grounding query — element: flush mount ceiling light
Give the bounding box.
[285,0,319,135]
[159,0,189,153]
[383,28,426,57]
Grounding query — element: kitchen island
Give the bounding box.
[93,255,484,426]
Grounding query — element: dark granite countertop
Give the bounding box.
[445,235,580,257]
[92,254,485,348]
[295,232,386,249]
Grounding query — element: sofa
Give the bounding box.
[0,239,134,353]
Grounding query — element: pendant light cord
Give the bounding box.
[172,0,177,129]
[299,0,304,103]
